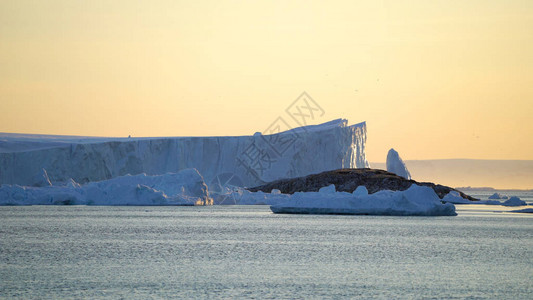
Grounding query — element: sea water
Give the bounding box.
[463,189,533,205]
[1,205,532,299]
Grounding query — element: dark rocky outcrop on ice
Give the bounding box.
[248,168,478,201]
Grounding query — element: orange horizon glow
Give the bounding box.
[1,0,532,163]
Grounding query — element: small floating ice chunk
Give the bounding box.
[488,193,508,200]
[502,196,526,207]
[442,191,472,204]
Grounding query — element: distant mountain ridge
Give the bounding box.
[371,159,533,190]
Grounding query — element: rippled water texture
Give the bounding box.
[1,206,532,299]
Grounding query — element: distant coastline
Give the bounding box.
[371,159,533,190]
[455,187,533,192]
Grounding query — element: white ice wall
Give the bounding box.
[386,148,411,180]
[0,119,368,188]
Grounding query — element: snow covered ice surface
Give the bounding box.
[386,148,411,179]
[0,119,368,189]
[266,184,457,216]
[0,169,211,206]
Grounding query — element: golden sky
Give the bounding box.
[1,0,532,162]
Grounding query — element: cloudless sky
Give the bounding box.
[1,0,532,162]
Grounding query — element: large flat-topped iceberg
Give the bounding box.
[270,184,457,216]
[0,119,368,188]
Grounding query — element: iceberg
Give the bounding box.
[441,191,509,205]
[0,119,368,190]
[442,191,474,204]
[0,169,211,206]
[269,184,457,216]
[502,196,526,207]
[386,148,411,180]
[488,192,508,200]
[442,192,529,206]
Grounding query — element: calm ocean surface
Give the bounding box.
[1,205,532,299]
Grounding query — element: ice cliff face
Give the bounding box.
[386,148,411,180]
[0,119,368,188]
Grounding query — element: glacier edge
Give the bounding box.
[0,119,368,188]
